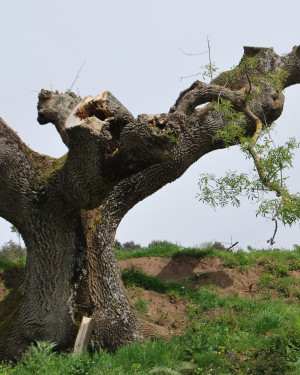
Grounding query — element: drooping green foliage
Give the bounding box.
[198,56,300,244]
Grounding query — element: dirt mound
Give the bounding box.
[118,255,266,333]
[119,256,261,298]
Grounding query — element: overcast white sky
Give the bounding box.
[0,0,299,250]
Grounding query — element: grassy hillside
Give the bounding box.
[0,242,299,374]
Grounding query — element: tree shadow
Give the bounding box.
[193,270,233,288]
[156,255,233,288]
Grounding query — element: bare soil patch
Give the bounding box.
[119,256,262,299]
[126,287,189,334]
[118,256,267,333]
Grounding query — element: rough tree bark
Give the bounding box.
[0,46,299,360]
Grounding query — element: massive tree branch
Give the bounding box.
[37,90,81,146]
[170,81,246,116]
[212,45,300,90]
[1,45,297,215]
[0,118,43,226]
[243,45,300,88]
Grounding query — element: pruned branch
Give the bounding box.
[243,45,300,88]
[37,90,81,146]
[65,91,135,129]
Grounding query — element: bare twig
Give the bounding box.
[227,241,239,251]
[179,47,208,56]
[178,72,201,81]
[267,217,278,245]
[245,283,255,293]
[179,37,213,81]
[69,60,87,92]
[207,36,213,81]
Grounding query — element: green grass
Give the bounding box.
[0,256,26,273]
[3,294,299,374]
[0,258,19,273]
[1,242,300,374]
[6,339,187,375]
[134,298,150,316]
[116,241,300,270]
[122,266,169,293]
[115,241,213,260]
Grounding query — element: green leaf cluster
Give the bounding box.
[198,134,300,225]
[200,62,218,81]
[212,99,246,147]
[198,56,300,241]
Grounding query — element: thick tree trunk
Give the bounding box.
[0,45,299,361]
[83,208,142,351]
[0,210,89,359]
[0,205,168,360]
[0,192,169,360]
[0,206,143,359]
[83,189,171,352]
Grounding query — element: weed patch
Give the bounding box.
[116,241,213,260]
[134,298,149,316]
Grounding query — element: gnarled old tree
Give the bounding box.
[0,46,300,360]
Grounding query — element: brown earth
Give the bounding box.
[126,287,189,334]
[119,255,300,333]
[119,256,262,298]
[119,256,264,334]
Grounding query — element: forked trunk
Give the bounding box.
[0,45,299,360]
